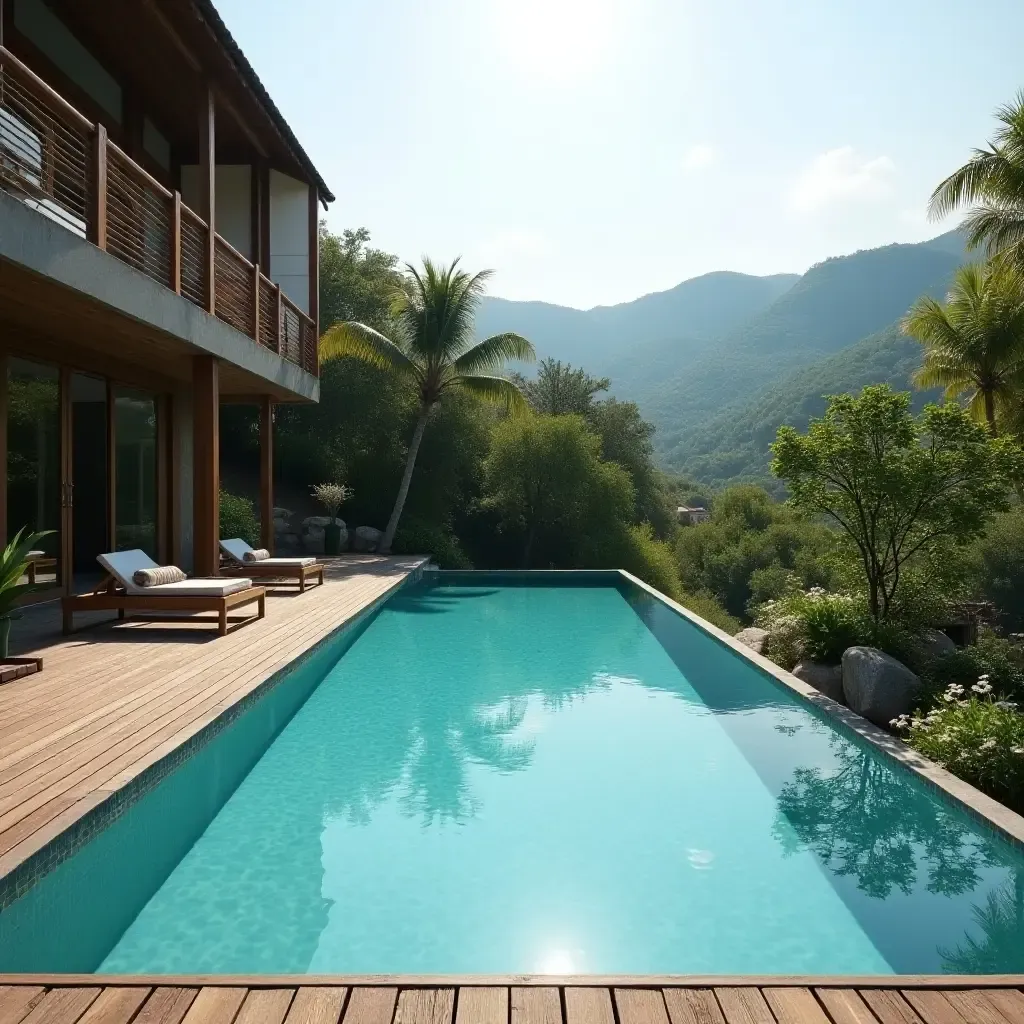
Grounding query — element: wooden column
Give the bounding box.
[192,356,219,576]
[199,86,216,314]
[88,124,107,250]
[259,396,274,553]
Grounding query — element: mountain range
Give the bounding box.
[478,230,969,491]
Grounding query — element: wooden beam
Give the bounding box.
[259,396,273,552]
[252,263,261,345]
[199,85,216,314]
[192,355,219,576]
[88,123,107,250]
[169,394,181,567]
[308,183,319,339]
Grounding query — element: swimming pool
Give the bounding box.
[2,572,1023,974]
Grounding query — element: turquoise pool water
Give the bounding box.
[2,575,1024,974]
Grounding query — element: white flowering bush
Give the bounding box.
[755,587,863,668]
[892,677,1024,811]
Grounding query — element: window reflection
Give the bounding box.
[114,388,157,558]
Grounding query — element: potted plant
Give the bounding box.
[310,482,354,555]
[0,527,54,659]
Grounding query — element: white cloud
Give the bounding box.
[681,143,717,172]
[788,146,895,214]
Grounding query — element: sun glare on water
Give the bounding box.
[493,0,624,81]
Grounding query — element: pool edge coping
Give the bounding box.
[617,568,1024,851]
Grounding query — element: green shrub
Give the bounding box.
[676,590,742,634]
[894,684,1024,812]
[921,633,1024,704]
[392,516,472,569]
[746,563,801,614]
[755,588,863,668]
[219,489,259,547]
[615,523,684,601]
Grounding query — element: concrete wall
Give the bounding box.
[269,170,309,313]
[180,165,252,260]
[13,0,122,122]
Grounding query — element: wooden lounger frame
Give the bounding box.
[61,575,267,636]
[220,559,325,592]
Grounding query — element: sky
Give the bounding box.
[218,0,1024,309]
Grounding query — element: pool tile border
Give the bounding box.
[617,569,1024,852]
[0,564,424,912]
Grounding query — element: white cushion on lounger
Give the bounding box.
[98,549,252,597]
[220,538,316,567]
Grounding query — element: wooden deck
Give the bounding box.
[1,980,1024,1024]
[0,555,426,884]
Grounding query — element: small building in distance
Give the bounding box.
[677,505,711,526]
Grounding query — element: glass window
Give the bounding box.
[7,359,61,588]
[114,388,157,558]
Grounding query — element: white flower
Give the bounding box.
[1013,747,1024,756]
[978,674,990,682]
[890,714,911,729]
[958,700,971,708]
[946,684,965,696]
[972,682,993,695]
[980,738,997,752]
[996,701,1018,710]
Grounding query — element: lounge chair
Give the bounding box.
[61,550,266,636]
[219,539,325,592]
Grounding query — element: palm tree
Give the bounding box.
[929,91,1024,269]
[901,262,1024,434]
[320,258,535,554]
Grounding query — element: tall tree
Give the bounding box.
[771,385,1022,622]
[902,262,1024,433]
[514,358,609,416]
[320,258,535,553]
[930,92,1024,269]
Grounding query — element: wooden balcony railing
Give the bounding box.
[0,46,319,378]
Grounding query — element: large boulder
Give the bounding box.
[301,516,347,555]
[792,661,844,703]
[918,628,956,661]
[353,525,383,553]
[842,646,922,728]
[734,627,768,656]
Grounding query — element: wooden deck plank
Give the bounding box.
[76,989,151,1024]
[713,989,773,1024]
[899,992,966,1024]
[133,990,199,1024]
[940,991,1013,1024]
[564,989,613,1024]
[282,989,347,1024]
[340,989,397,1024]
[179,989,247,1024]
[0,988,47,1024]
[814,990,880,1024]
[662,989,724,1024]
[19,990,100,1024]
[763,989,830,1024]
[393,990,454,1024]
[980,991,1024,1024]
[0,557,424,879]
[235,992,296,1024]
[615,990,669,1024]
[859,992,924,1024]
[511,989,561,1024]
[454,989,507,1024]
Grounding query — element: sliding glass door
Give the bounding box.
[113,388,158,559]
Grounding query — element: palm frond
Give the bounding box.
[453,333,536,375]
[319,321,419,376]
[929,149,1011,221]
[456,374,531,414]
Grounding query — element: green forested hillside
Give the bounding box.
[609,240,962,466]
[474,270,798,371]
[666,324,940,490]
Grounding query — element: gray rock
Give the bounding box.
[842,646,922,728]
[273,506,293,519]
[353,525,383,553]
[734,627,768,655]
[918,628,956,661]
[302,516,346,530]
[792,661,844,703]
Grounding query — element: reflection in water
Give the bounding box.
[775,738,994,899]
[941,873,1024,973]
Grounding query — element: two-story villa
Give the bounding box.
[0,0,331,599]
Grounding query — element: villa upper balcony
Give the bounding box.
[0,0,332,398]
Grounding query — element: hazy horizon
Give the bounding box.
[217,0,1023,308]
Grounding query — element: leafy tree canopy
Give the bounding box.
[771,384,1024,621]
